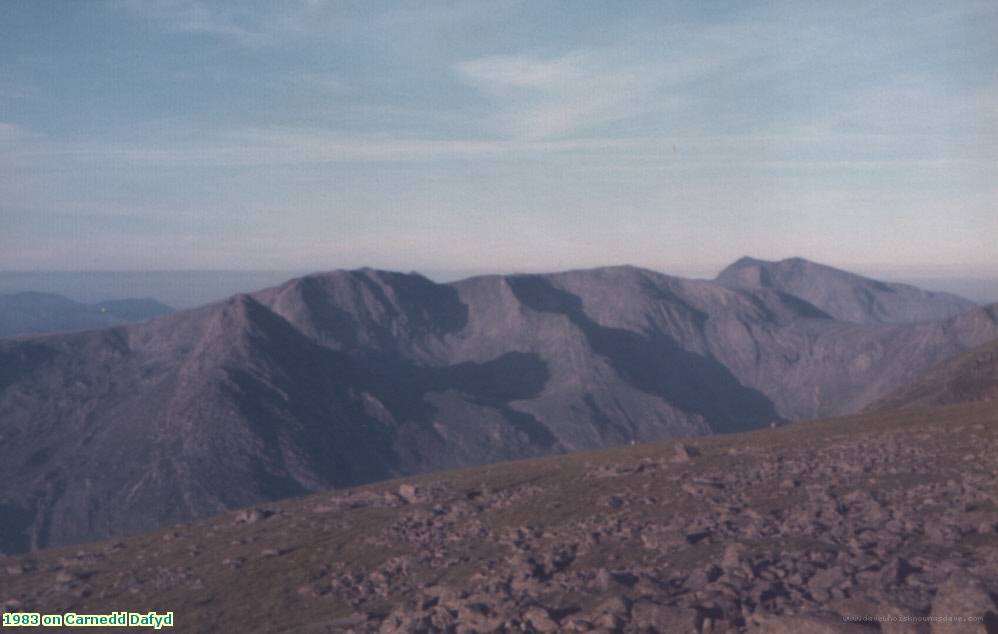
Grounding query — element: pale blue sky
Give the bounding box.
[2,1,996,277]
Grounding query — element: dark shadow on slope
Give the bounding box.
[0,501,35,555]
[429,353,555,446]
[373,272,469,336]
[358,352,555,448]
[223,296,554,494]
[0,341,57,392]
[431,352,549,403]
[747,291,833,321]
[295,276,363,348]
[294,271,469,352]
[637,277,710,329]
[507,275,780,433]
[218,297,404,489]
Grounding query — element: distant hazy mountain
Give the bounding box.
[1,260,993,553]
[0,292,173,338]
[716,256,977,323]
[0,270,308,309]
[868,337,998,411]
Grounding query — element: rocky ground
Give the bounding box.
[2,401,997,633]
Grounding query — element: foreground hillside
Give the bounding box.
[2,401,996,633]
[2,261,998,555]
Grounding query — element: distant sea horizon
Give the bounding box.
[1,268,996,310]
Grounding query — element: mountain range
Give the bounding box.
[0,292,173,339]
[1,257,997,555]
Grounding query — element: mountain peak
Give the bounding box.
[721,255,819,274]
[716,257,975,324]
[724,255,767,269]
[192,293,284,348]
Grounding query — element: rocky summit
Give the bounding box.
[2,259,997,555]
[715,257,977,324]
[1,400,996,633]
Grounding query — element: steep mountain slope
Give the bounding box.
[3,401,996,633]
[0,292,172,338]
[1,264,996,555]
[0,284,573,555]
[868,335,998,411]
[709,302,998,420]
[0,292,519,554]
[717,256,977,323]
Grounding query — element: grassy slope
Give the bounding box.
[2,401,997,633]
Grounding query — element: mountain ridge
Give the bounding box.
[716,256,977,324]
[1,259,995,554]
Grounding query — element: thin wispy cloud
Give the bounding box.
[112,0,277,46]
[2,1,996,273]
[456,52,651,140]
[450,20,834,142]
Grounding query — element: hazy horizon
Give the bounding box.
[2,1,996,276]
[2,261,997,309]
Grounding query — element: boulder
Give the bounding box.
[673,444,702,463]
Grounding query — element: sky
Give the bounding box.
[1,1,996,279]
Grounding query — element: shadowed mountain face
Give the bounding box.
[0,292,173,339]
[1,261,996,554]
[717,256,977,324]
[505,275,777,434]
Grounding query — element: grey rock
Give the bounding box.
[673,443,702,463]
[721,543,746,570]
[523,606,559,632]
[233,508,274,525]
[808,567,847,592]
[397,484,422,504]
